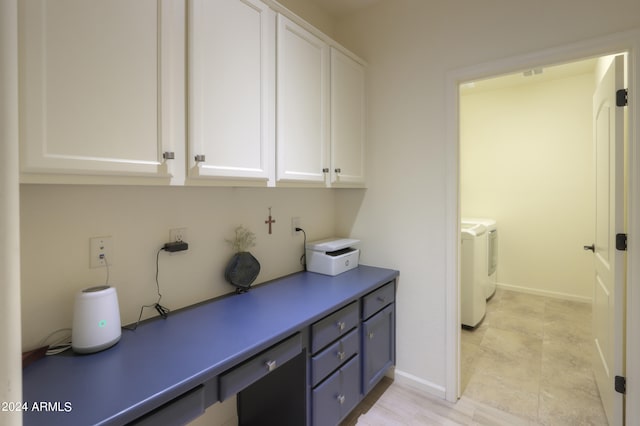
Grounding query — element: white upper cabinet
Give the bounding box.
[19,0,182,180]
[330,48,366,187]
[16,2,365,188]
[276,14,330,184]
[188,0,275,182]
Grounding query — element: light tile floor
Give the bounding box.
[343,288,609,425]
[462,288,607,425]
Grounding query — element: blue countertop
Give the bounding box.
[22,265,399,425]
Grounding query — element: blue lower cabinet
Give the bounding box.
[312,355,361,426]
[362,304,395,395]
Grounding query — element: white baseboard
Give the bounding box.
[393,368,446,399]
[496,282,591,304]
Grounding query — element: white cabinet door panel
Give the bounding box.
[188,0,274,181]
[330,48,366,186]
[276,14,329,184]
[19,0,175,177]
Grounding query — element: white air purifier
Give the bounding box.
[72,285,122,354]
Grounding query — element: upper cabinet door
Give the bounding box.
[188,0,275,182]
[276,14,329,184]
[330,48,366,187]
[19,0,180,178]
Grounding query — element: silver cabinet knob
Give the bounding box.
[334,168,341,173]
[336,321,345,331]
[337,394,345,405]
[337,351,346,360]
[322,168,329,173]
[265,360,277,372]
[368,332,375,340]
[162,152,175,160]
[194,154,206,163]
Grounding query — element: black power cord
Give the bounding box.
[296,227,307,271]
[124,243,187,330]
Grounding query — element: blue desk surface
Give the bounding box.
[22,265,399,426]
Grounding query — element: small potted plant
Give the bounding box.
[224,226,260,293]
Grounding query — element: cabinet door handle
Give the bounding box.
[334,168,341,174]
[337,394,345,405]
[162,151,175,160]
[337,351,346,360]
[194,154,206,163]
[368,332,375,340]
[265,360,277,372]
[336,321,345,331]
[322,168,329,173]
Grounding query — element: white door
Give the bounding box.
[188,0,274,181]
[590,54,625,426]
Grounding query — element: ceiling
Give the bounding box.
[461,57,599,94]
[306,0,384,17]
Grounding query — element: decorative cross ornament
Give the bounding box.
[265,207,276,234]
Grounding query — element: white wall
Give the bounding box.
[0,1,21,425]
[20,186,337,349]
[334,0,640,398]
[460,72,595,301]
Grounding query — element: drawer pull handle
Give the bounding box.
[337,394,345,405]
[337,321,346,331]
[368,332,375,340]
[337,351,346,360]
[265,360,277,372]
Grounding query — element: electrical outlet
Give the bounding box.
[90,236,113,268]
[291,217,301,236]
[170,228,187,243]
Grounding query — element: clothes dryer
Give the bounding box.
[461,223,487,328]
[462,217,498,299]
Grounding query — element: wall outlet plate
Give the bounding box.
[170,228,187,243]
[291,217,301,236]
[90,236,113,268]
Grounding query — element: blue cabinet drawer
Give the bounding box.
[312,301,359,353]
[132,385,205,425]
[362,281,395,320]
[312,354,361,426]
[219,334,301,401]
[311,327,359,387]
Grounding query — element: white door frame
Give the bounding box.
[444,29,640,423]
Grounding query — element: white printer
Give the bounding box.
[305,238,360,276]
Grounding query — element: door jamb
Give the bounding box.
[444,29,640,423]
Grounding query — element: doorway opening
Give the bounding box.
[457,56,610,424]
[460,58,606,424]
[444,32,639,425]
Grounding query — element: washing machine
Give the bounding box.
[462,217,498,299]
[461,223,487,328]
